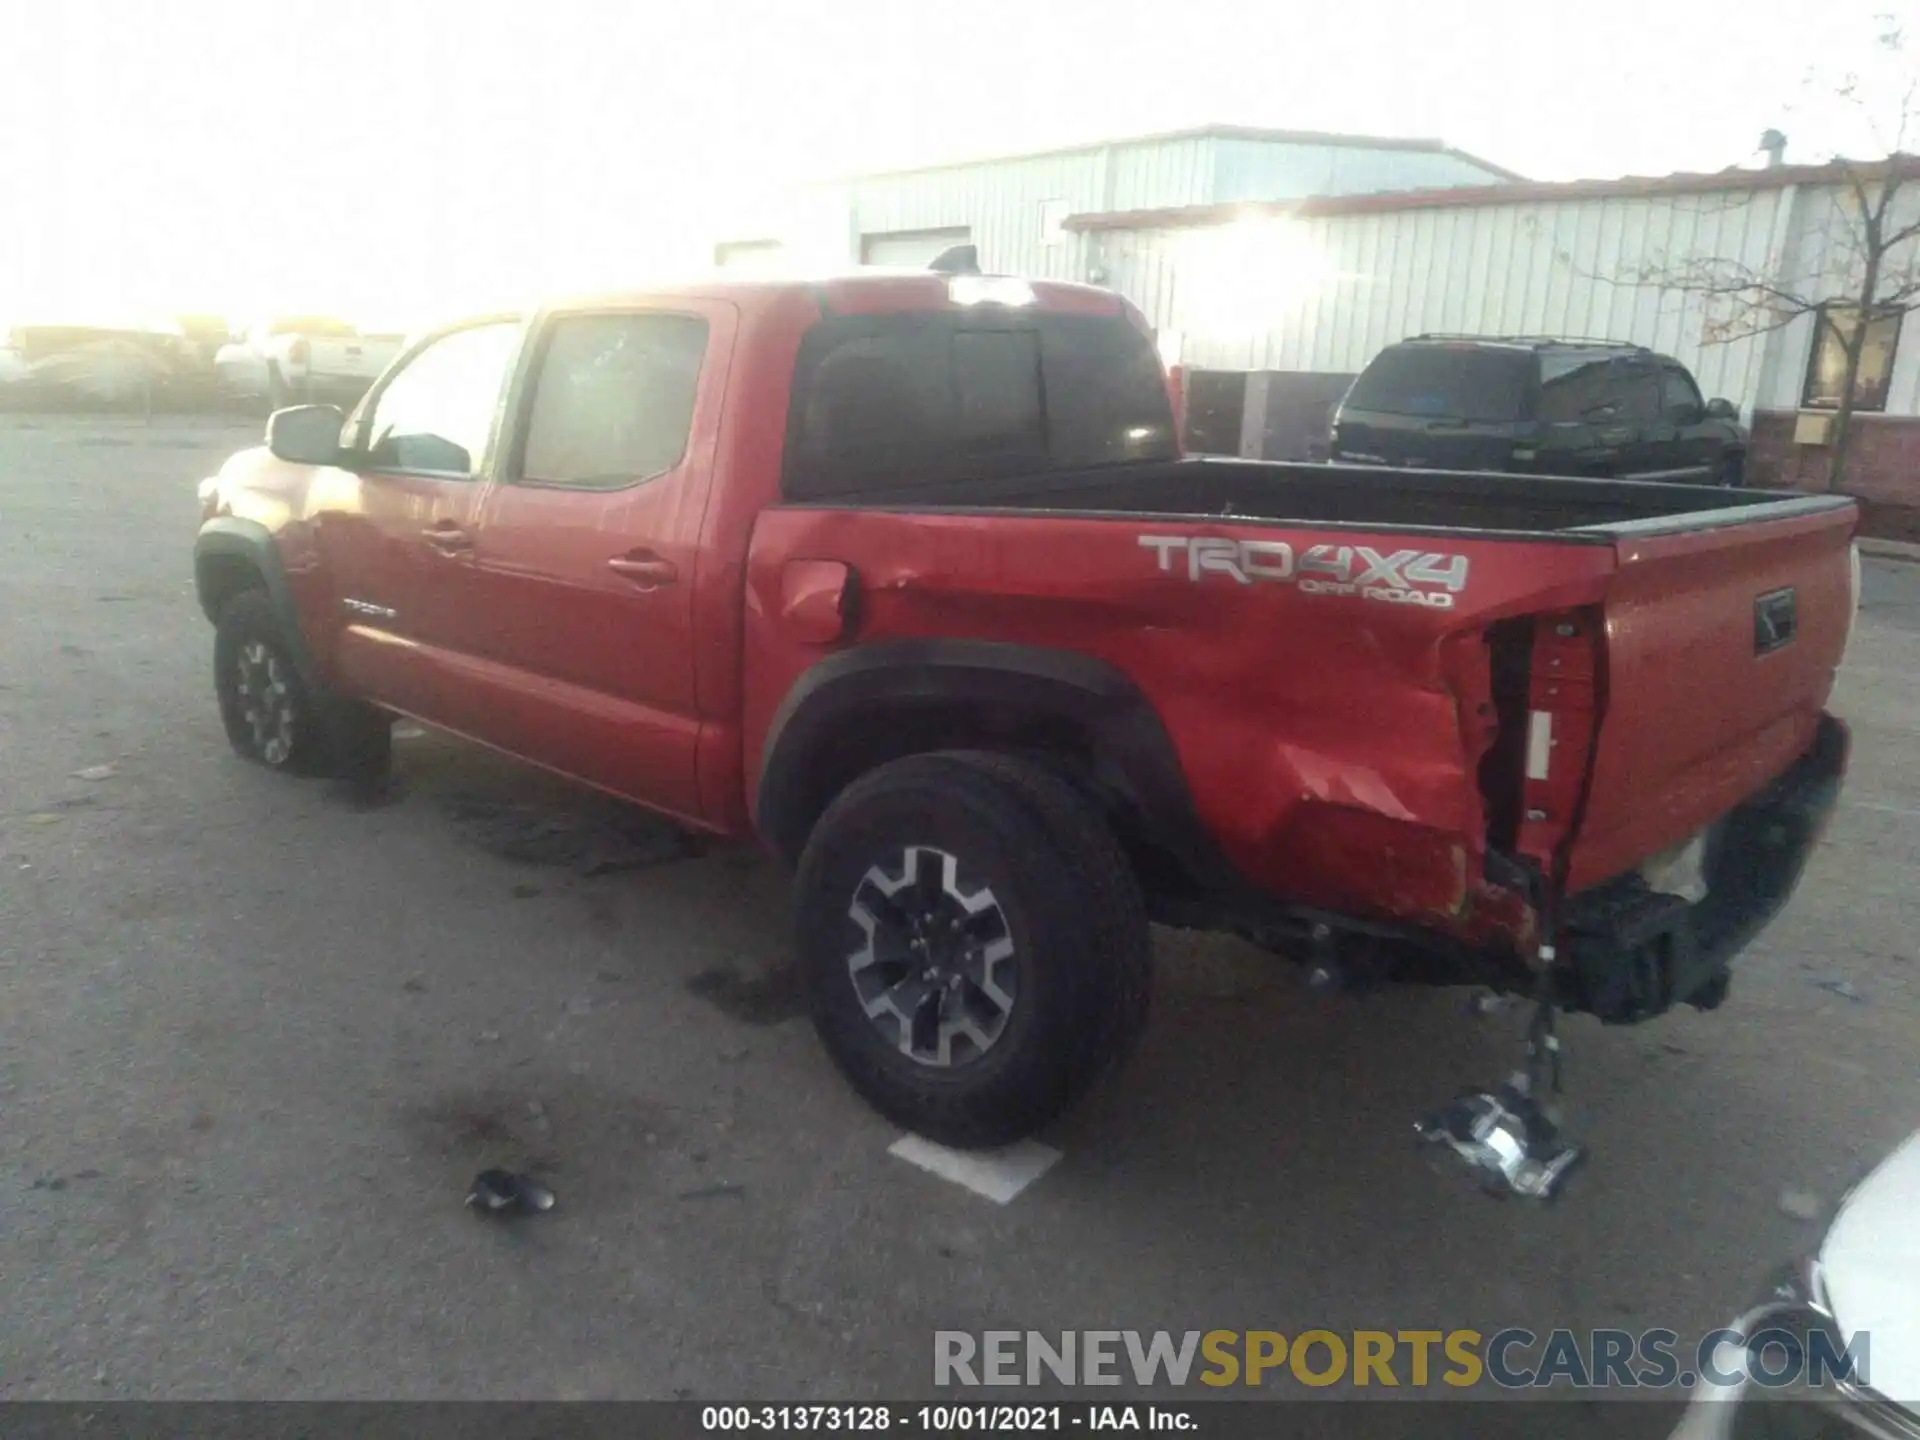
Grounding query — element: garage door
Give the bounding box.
[859,228,971,269]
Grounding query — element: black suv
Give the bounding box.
[1328,336,1748,485]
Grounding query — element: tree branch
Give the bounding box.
[1882,210,1920,249]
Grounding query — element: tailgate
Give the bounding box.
[1560,501,1857,893]
[1334,412,1516,472]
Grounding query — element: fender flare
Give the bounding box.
[193,517,324,691]
[754,638,1227,879]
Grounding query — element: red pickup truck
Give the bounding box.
[194,269,1857,1153]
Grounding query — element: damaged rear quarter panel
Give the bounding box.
[744,505,1617,941]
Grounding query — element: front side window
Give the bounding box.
[1536,356,1615,423]
[362,321,521,475]
[1659,366,1704,418]
[518,313,709,489]
[1803,305,1901,411]
[1611,360,1664,423]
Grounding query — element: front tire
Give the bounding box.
[214,590,390,780]
[795,751,1151,1148]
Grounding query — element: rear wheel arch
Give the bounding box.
[755,641,1226,894]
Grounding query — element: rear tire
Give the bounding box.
[795,751,1151,1148]
[214,590,391,781]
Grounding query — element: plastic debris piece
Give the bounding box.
[1812,978,1865,1002]
[1778,1188,1822,1222]
[465,1169,555,1216]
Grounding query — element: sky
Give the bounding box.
[0,0,1912,329]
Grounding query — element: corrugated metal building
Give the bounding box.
[709,133,1919,523]
[707,125,1520,282]
[1065,158,1920,520]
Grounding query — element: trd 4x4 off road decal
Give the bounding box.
[1138,535,1470,609]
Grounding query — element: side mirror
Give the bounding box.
[1704,397,1739,421]
[1669,402,1705,426]
[265,404,346,465]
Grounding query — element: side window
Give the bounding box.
[362,321,521,475]
[518,313,710,489]
[1611,360,1663,423]
[1660,366,1703,418]
[1803,305,1901,411]
[1536,357,1613,423]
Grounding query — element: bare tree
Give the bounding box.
[1631,20,1920,491]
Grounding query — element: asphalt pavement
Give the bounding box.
[2,414,1917,1410]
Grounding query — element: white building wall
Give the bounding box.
[1121,178,1920,422]
[1120,188,1794,412]
[706,130,1515,286]
[838,150,1112,282]
[1750,183,1920,415]
[1209,138,1509,204]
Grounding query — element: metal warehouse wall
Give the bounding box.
[1113,180,1920,419]
[825,150,1118,283]
[1750,183,1920,416]
[1111,190,1793,406]
[709,131,1515,284]
[1209,139,1508,204]
[789,136,1227,281]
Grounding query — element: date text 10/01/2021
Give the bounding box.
[701,1406,1194,1432]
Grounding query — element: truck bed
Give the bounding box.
[822,456,1843,537]
[752,453,1856,969]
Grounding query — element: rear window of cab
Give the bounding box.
[781,311,1178,500]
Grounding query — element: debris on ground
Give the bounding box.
[402,977,427,994]
[1778,1187,1823,1222]
[685,965,804,1026]
[70,764,116,781]
[465,1168,556,1216]
[510,884,542,900]
[1811,978,1866,1002]
[476,1031,502,1044]
[441,791,700,875]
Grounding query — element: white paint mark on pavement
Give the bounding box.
[888,1134,1062,1204]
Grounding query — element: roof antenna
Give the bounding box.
[928,244,981,276]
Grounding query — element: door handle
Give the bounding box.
[607,553,678,587]
[422,526,472,554]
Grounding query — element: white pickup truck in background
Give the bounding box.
[214,317,405,409]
